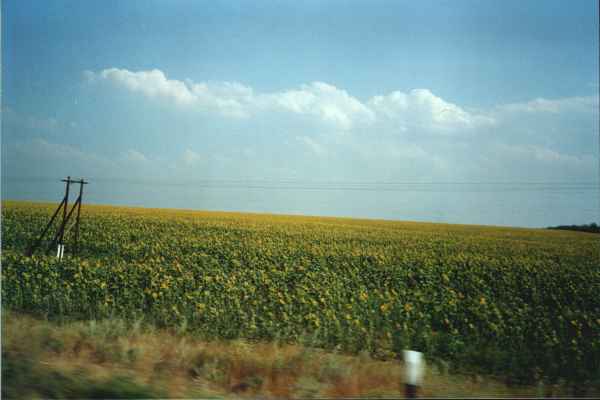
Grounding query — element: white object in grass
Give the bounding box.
[403,350,425,386]
[56,244,65,260]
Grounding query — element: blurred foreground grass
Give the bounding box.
[2,311,561,399]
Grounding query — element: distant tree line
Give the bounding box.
[547,223,600,234]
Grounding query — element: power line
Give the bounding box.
[86,183,598,194]
[3,176,599,186]
[4,176,599,194]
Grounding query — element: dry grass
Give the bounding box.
[2,311,543,398]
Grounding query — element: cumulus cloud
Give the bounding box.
[181,148,202,165]
[121,149,148,163]
[497,95,599,114]
[89,68,500,134]
[3,139,184,181]
[368,89,495,132]
[87,68,374,129]
[498,144,595,167]
[87,68,196,105]
[187,80,255,118]
[267,82,375,130]
[2,138,118,179]
[1,107,62,134]
[80,67,598,186]
[88,68,504,134]
[21,138,99,161]
[296,136,326,156]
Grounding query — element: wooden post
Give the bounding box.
[26,197,66,256]
[405,383,417,398]
[47,200,80,255]
[403,350,424,398]
[59,176,72,247]
[74,179,87,254]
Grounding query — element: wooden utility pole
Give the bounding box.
[74,179,85,253]
[26,177,88,258]
[59,176,71,248]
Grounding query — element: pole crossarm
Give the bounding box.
[62,178,89,185]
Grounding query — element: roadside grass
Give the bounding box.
[1,311,554,398]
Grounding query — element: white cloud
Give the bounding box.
[296,136,326,156]
[87,68,510,133]
[81,67,598,185]
[2,107,61,131]
[188,80,255,118]
[181,148,202,165]
[87,69,374,129]
[368,89,495,132]
[498,144,595,167]
[121,149,148,163]
[93,68,196,105]
[3,138,118,178]
[497,95,599,114]
[267,82,375,130]
[22,138,94,160]
[3,139,177,181]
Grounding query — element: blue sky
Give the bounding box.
[2,0,599,227]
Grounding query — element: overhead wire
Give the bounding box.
[4,176,599,193]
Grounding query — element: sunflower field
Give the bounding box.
[2,201,599,386]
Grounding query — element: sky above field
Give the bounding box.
[2,0,599,227]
